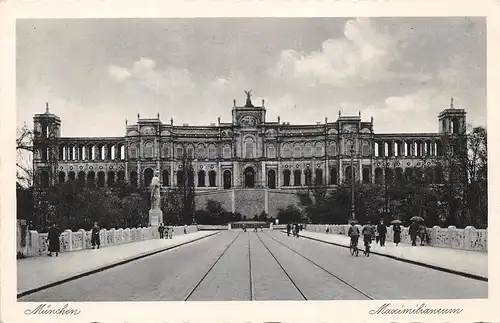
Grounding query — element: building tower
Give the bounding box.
[33,103,61,188]
[438,98,467,135]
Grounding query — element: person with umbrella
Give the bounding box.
[377,219,387,247]
[391,219,402,246]
[409,217,422,246]
[47,223,61,257]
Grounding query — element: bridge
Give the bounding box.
[17,225,486,301]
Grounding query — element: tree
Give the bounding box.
[277,204,302,224]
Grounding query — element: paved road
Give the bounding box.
[19,230,487,301]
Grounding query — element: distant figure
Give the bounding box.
[409,221,420,246]
[377,219,387,247]
[243,224,247,232]
[254,226,258,232]
[286,223,291,236]
[393,224,401,246]
[294,223,300,238]
[299,224,303,231]
[168,225,173,239]
[91,222,101,249]
[47,223,61,257]
[361,221,375,255]
[418,223,427,246]
[159,223,165,239]
[184,224,187,234]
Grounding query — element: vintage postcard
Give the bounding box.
[1,0,499,322]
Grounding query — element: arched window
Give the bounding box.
[117,170,125,182]
[345,140,354,155]
[362,168,370,183]
[177,171,184,186]
[304,143,313,158]
[78,171,86,183]
[283,169,291,186]
[162,143,170,158]
[293,169,301,186]
[268,169,276,189]
[186,145,195,159]
[129,170,138,187]
[68,171,75,181]
[162,170,170,186]
[198,170,206,187]
[223,144,231,159]
[374,142,380,157]
[327,141,337,156]
[362,140,370,156]
[59,145,65,160]
[209,170,216,187]
[144,168,154,187]
[208,144,217,159]
[119,144,125,160]
[330,167,338,185]
[107,171,115,186]
[144,142,153,158]
[267,144,276,159]
[129,143,138,159]
[176,144,184,159]
[315,168,323,185]
[282,143,291,158]
[58,171,65,184]
[197,144,206,159]
[97,171,105,187]
[426,167,435,184]
[293,144,302,158]
[244,137,255,159]
[305,169,312,185]
[375,168,383,185]
[223,170,232,189]
[314,142,324,157]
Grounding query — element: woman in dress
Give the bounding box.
[47,223,61,257]
[393,223,401,246]
[91,222,101,249]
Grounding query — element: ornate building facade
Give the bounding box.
[33,93,466,217]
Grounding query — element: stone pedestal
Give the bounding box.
[149,209,163,227]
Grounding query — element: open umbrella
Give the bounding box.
[410,216,424,222]
[390,219,402,225]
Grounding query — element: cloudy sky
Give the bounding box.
[17,17,485,137]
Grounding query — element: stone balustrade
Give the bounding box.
[22,225,199,258]
[305,224,487,252]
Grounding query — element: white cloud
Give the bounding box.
[273,18,405,86]
[108,57,195,95]
[108,65,132,82]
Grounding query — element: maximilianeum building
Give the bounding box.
[32,92,466,217]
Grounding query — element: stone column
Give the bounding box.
[261,161,266,188]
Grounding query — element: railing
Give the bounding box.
[305,224,487,252]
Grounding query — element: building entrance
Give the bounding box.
[244,167,255,188]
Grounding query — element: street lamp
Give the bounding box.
[350,144,355,222]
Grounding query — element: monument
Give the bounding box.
[149,171,163,226]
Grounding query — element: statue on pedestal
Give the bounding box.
[149,171,163,226]
[244,90,253,107]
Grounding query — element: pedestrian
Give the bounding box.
[286,223,291,236]
[393,223,401,246]
[91,222,101,249]
[409,221,419,246]
[168,225,174,239]
[47,223,61,257]
[184,224,187,234]
[361,221,375,256]
[418,223,426,246]
[295,222,300,238]
[159,223,165,239]
[377,219,387,247]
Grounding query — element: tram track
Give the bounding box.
[261,231,374,300]
[254,232,308,300]
[183,231,243,301]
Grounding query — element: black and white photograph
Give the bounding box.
[3,2,498,321]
